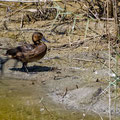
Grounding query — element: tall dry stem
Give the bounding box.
[113,0,120,38]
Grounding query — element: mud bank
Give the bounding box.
[0,36,120,120]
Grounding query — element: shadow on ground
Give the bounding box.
[10,65,54,73]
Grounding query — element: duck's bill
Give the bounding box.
[41,37,50,43]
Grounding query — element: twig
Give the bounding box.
[3,20,8,30]
[83,4,99,20]
[84,19,89,40]
[22,9,37,12]
[41,101,54,118]
[100,17,114,21]
[91,110,104,120]
[62,88,68,98]
[73,58,100,63]
[20,14,24,28]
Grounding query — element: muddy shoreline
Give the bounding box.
[0,37,120,119]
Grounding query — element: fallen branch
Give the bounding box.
[0,27,51,32]
[0,3,9,7]
[5,4,33,18]
[51,40,84,49]
[100,17,114,21]
[51,35,100,50]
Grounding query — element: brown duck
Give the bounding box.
[5,32,50,73]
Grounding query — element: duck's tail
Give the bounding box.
[0,47,20,56]
[6,47,22,57]
[6,48,18,56]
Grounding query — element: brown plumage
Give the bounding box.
[5,32,50,73]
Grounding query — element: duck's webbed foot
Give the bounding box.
[22,62,29,73]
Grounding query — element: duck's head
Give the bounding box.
[32,32,50,45]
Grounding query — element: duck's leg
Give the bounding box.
[13,60,19,68]
[22,62,29,73]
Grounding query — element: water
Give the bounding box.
[0,77,115,120]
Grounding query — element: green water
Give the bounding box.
[0,77,117,120]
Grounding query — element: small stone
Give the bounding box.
[32,81,35,85]
[96,79,99,82]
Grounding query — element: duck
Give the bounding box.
[4,32,50,73]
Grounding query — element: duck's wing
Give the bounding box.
[6,47,22,56]
[6,44,35,56]
[21,44,35,52]
[20,43,47,60]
